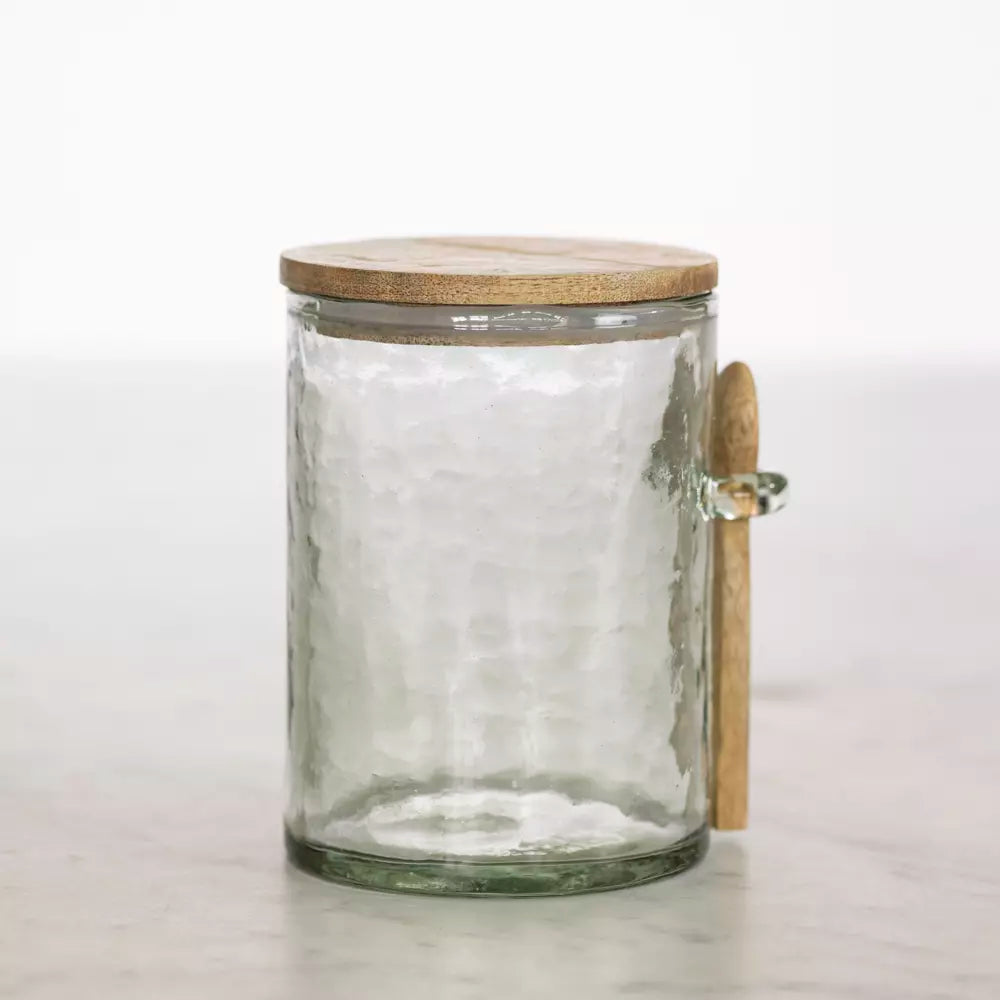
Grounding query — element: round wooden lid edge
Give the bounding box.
[280,236,718,305]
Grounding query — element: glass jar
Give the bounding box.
[281,238,787,896]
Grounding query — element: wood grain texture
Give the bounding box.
[280,236,717,305]
[710,362,759,831]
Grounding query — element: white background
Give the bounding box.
[2,0,1000,692]
[3,0,999,364]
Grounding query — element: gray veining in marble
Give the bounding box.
[2,361,998,999]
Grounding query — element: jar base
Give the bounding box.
[285,824,708,897]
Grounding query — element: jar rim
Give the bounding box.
[287,290,717,347]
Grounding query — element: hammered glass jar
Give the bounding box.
[281,237,787,895]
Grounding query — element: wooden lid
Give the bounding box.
[280,236,717,305]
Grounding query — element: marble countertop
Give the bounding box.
[3,362,998,999]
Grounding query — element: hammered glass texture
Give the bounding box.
[286,295,717,878]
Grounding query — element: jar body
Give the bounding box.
[285,293,717,894]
